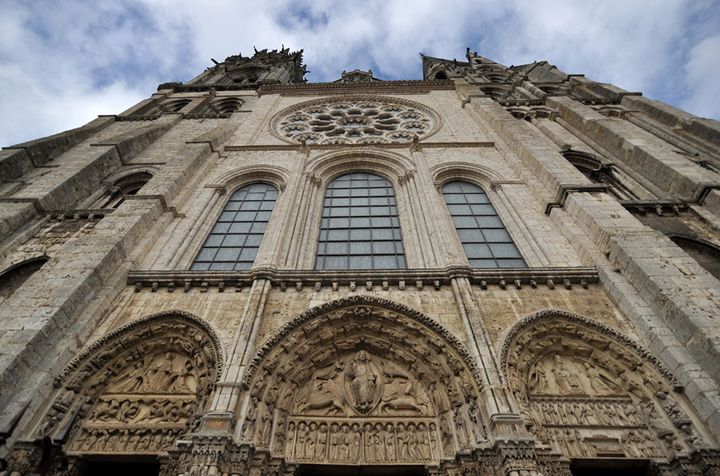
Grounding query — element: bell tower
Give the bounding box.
[188,46,307,87]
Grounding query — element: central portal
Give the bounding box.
[240,297,488,466]
[297,465,428,476]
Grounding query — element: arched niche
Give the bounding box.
[240,296,486,466]
[669,234,720,279]
[0,256,49,304]
[560,150,639,201]
[500,309,713,461]
[33,311,223,458]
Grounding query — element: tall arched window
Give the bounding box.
[315,172,405,270]
[442,181,525,268]
[191,183,278,271]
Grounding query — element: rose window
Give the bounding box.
[271,96,440,144]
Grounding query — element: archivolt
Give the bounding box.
[209,164,290,192]
[244,295,482,389]
[56,310,224,386]
[239,296,487,459]
[35,310,224,453]
[305,149,415,187]
[429,161,506,189]
[499,308,678,391]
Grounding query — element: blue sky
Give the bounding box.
[1,0,719,147]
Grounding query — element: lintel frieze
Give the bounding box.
[127,266,598,292]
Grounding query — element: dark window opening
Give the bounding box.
[570,458,651,476]
[434,71,448,80]
[297,465,427,476]
[162,99,191,113]
[79,459,160,476]
[98,172,153,209]
[562,150,638,201]
[670,234,720,279]
[0,257,49,303]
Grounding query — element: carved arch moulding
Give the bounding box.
[305,148,416,188]
[240,295,486,467]
[500,309,718,463]
[209,163,291,193]
[26,311,223,462]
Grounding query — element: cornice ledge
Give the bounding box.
[257,79,455,96]
[127,266,598,292]
[543,184,609,215]
[223,141,494,152]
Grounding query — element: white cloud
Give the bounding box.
[681,34,720,119]
[0,0,718,146]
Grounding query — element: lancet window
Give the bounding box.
[315,172,405,270]
[191,183,278,270]
[442,181,525,268]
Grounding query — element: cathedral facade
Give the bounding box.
[0,47,719,475]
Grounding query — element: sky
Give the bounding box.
[1,0,719,147]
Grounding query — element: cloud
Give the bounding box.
[0,0,718,146]
[681,34,720,118]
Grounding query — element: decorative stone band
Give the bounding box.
[67,426,180,455]
[127,266,599,292]
[283,416,440,465]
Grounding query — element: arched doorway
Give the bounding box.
[500,309,715,472]
[239,296,487,468]
[8,311,222,475]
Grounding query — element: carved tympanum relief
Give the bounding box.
[240,296,485,465]
[501,310,714,461]
[34,311,222,456]
[270,96,440,144]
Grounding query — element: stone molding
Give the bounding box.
[223,141,495,151]
[243,294,484,390]
[208,164,291,192]
[498,308,678,387]
[127,266,599,292]
[258,79,455,96]
[54,309,224,387]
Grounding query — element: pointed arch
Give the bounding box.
[498,309,710,461]
[306,148,415,188]
[36,310,223,456]
[210,164,290,193]
[429,162,505,189]
[499,309,676,386]
[239,296,485,465]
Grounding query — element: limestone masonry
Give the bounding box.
[0,47,719,475]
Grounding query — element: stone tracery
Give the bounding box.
[270,96,440,144]
[500,309,714,462]
[240,296,486,465]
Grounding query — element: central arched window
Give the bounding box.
[315,172,405,270]
[191,183,278,271]
[442,181,525,268]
